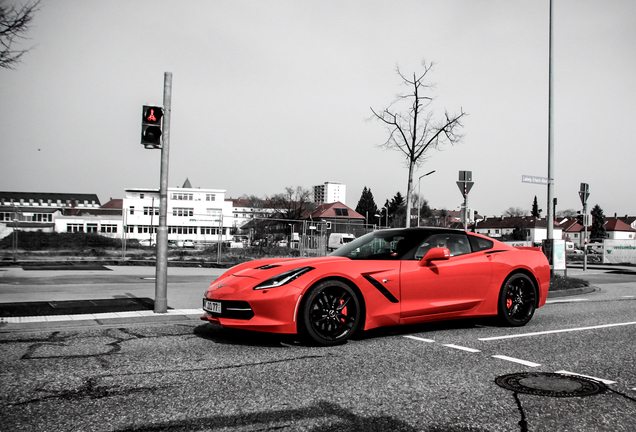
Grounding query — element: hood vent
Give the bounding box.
[255,264,281,270]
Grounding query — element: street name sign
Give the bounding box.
[522,175,549,185]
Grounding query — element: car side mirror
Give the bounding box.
[419,247,451,266]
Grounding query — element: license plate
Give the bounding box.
[203,300,222,314]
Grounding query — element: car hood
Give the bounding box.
[205,256,354,297]
[229,256,351,280]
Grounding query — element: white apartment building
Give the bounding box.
[123,185,234,244]
[313,182,346,205]
[0,191,104,239]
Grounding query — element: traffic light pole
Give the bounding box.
[155,72,172,314]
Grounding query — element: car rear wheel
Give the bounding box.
[498,273,536,326]
[299,280,361,346]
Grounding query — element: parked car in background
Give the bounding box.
[328,233,356,251]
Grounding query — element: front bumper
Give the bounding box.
[200,284,304,334]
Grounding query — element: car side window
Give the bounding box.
[414,233,472,259]
[468,235,493,252]
[345,236,410,260]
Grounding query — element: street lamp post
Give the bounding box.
[376,209,388,228]
[417,170,436,227]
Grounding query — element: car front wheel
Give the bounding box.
[299,280,361,346]
[498,273,536,326]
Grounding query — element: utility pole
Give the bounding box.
[154,72,172,313]
[547,0,555,242]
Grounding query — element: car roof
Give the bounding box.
[374,227,466,235]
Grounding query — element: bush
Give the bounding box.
[550,273,589,291]
[0,231,121,250]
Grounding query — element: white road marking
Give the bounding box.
[404,335,435,343]
[403,335,626,388]
[555,370,617,385]
[492,355,541,367]
[478,321,636,341]
[442,344,480,353]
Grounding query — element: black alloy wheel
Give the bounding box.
[498,273,536,326]
[300,280,361,346]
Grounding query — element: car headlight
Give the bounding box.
[253,267,314,290]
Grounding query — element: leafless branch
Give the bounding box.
[0,0,41,69]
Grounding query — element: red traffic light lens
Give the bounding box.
[142,106,163,125]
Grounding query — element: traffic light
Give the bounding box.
[141,105,163,149]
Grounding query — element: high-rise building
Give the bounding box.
[313,182,346,205]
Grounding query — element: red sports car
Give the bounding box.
[201,228,550,346]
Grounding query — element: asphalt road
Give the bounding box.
[0,265,634,431]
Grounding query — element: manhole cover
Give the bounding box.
[495,372,607,398]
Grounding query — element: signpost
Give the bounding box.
[579,183,590,271]
[456,171,474,229]
[523,174,558,268]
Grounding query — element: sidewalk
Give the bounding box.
[0,265,224,329]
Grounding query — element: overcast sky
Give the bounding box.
[1,0,635,218]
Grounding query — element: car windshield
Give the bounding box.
[330,229,433,260]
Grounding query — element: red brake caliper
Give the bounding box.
[506,298,513,309]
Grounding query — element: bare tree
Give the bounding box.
[557,209,578,218]
[239,194,270,218]
[431,209,450,227]
[1,0,40,70]
[371,60,466,227]
[503,207,528,217]
[268,186,313,220]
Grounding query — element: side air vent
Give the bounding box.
[363,275,399,303]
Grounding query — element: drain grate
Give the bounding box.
[495,372,607,398]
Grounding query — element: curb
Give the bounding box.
[0,308,204,331]
[547,286,599,298]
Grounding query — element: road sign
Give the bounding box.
[456,181,474,198]
[579,183,590,205]
[459,170,472,182]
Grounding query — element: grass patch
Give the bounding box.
[550,273,589,291]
